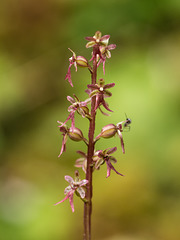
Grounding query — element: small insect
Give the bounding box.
[123,113,131,131]
[117,113,132,132]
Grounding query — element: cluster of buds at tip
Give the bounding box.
[85,31,116,74]
[54,171,88,212]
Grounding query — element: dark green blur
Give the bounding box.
[0,0,180,240]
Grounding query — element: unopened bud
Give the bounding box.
[68,127,84,141]
[76,56,88,68]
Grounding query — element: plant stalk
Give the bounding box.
[83,56,97,240]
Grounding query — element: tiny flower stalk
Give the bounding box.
[55,31,131,240]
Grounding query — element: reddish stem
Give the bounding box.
[83,55,97,240]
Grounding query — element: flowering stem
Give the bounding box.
[83,56,97,240]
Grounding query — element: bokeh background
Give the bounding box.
[0,0,180,240]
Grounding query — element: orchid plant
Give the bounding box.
[55,31,131,240]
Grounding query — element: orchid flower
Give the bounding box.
[57,122,87,157]
[85,31,110,65]
[87,78,115,113]
[93,147,123,178]
[54,172,88,212]
[74,151,87,173]
[59,94,91,132]
[85,31,110,48]
[98,44,116,74]
[65,48,89,87]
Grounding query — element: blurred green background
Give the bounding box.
[0,0,180,240]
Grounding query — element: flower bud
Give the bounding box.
[76,56,88,68]
[100,124,117,138]
[68,127,84,141]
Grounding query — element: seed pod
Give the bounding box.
[100,124,117,138]
[68,127,84,141]
[79,106,92,120]
[76,56,89,67]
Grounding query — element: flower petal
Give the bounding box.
[95,159,104,170]
[97,150,104,158]
[86,41,96,48]
[65,64,74,87]
[107,147,117,155]
[105,159,123,178]
[85,37,95,41]
[100,34,110,42]
[68,193,75,212]
[76,150,87,158]
[100,35,110,46]
[103,83,115,89]
[75,158,85,167]
[117,129,125,154]
[64,186,72,194]
[87,84,99,90]
[95,31,102,40]
[79,179,88,186]
[68,48,76,58]
[104,90,112,98]
[54,194,69,205]
[58,134,67,157]
[105,50,111,59]
[102,99,113,112]
[76,187,86,198]
[67,96,75,104]
[107,44,116,50]
[99,106,110,116]
[90,90,99,97]
[65,175,74,184]
[109,156,117,163]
